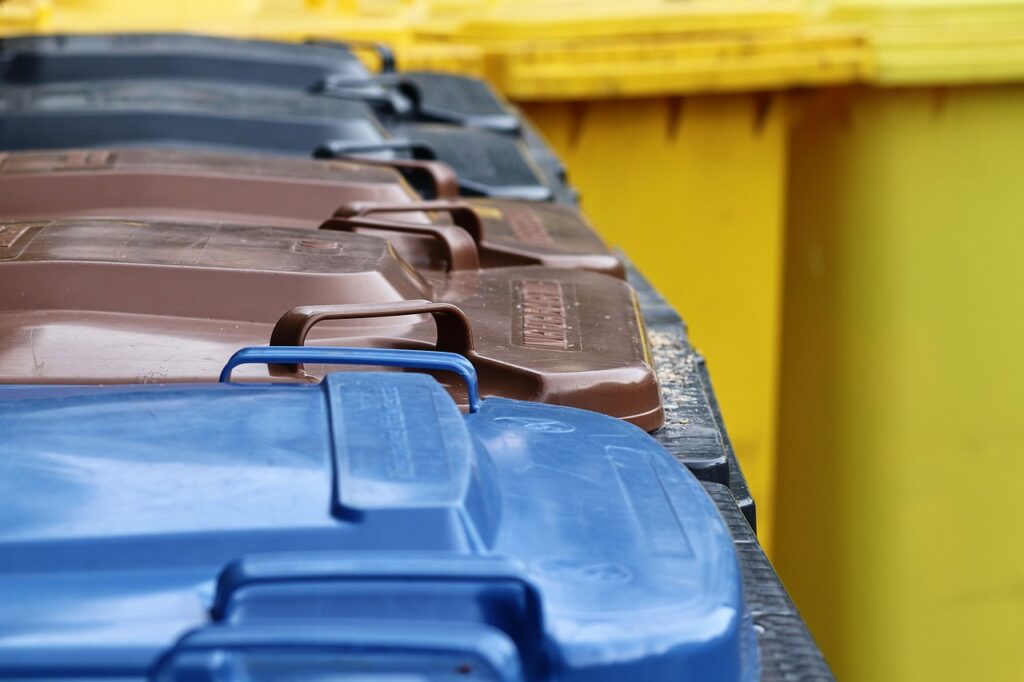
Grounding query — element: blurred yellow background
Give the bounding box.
[3,1,1024,678]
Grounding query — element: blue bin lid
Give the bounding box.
[0,348,757,681]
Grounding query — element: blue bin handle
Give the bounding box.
[156,623,523,682]
[219,346,480,413]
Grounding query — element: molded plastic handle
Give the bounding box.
[157,623,523,682]
[270,299,474,354]
[313,141,459,198]
[314,139,437,161]
[303,38,396,73]
[311,77,414,117]
[219,346,479,412]
[320,213,480,271]
[335,200,485,243]
[310,81,394,104]
[346,157,460,198]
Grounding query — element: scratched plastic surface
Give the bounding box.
[396,71,520,131]
[0,147,409,184]
[0,148,424,229]
[0,80,558,200]
[0,362,756,681]
[388,122,552,200]
[0,149,618,275]
[0,80,387,155]
[0,33,371,87]
[0,217,661,428]
[0,35,518,133]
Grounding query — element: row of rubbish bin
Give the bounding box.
[0,33,831,680]
[4,3,1020,678]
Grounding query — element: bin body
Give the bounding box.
[776,83,1024,681]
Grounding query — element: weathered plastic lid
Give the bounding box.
[814,0,1024,86]
[0,32,373,87]
[0,218,430,382]
[0,80,387,156]
[0,217,661,427]
[0,34,523,133]
[0,347,756,681]
[0,148,436,229]
[384,122,554,200]
[0,80,557,199]
[387,70,521,132]
[0,148,618,276]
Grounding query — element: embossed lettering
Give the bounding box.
[503,205,554,245]
[518,280,569,349]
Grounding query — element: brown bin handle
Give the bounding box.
[339,156,460,199]
[320,216,480,272]
[269,300,475,374]
[335,200,485,244]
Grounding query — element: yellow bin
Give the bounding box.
[774,1,1024,680]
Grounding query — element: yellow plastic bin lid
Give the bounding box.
[408,0,871,98]
[0,0,483,75]
[0,0,50,31]
[10,1,1024,92]
[1,0,870,96]
[0,0,417,39]
[479,24,870,99]
[812,0,1024,85]
[412,0,805,39]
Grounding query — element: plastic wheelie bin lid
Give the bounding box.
[319,70,528,135]
[0,32,373,87]
[0,148,618,276]
[0,80,557,200]
[0,218,661,428]
[0,33,522,133]
[0,347,756,682]
[0,79,387,155]
[0,148,433,228]
[392,70,520,131]
[0,149,610,273]
[382,122,553,200]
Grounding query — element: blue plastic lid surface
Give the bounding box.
[0,349,757,681]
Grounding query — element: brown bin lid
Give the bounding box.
[0,148,623,277]
[0,148,445,228]
[0,217,662,429]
